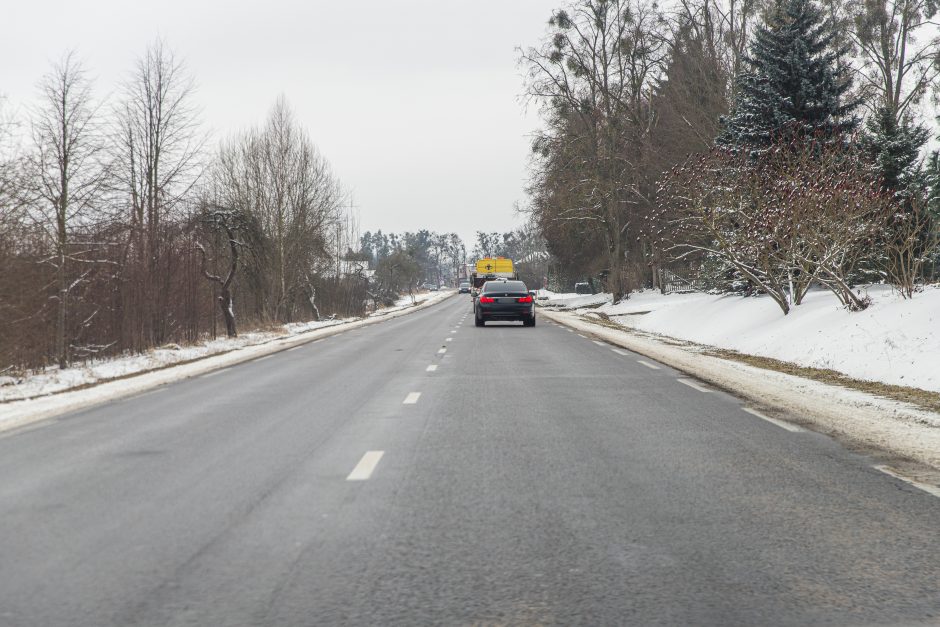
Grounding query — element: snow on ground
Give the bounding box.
[0,321,345,403]
[0,290,452,403]
[551,285,940,393]
[537,290,612,309]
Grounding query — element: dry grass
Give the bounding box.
[704,348,940,414]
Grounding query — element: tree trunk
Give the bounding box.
[219,289,237,338]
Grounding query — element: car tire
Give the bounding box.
[523,316,536,327]
[475,315,484,327]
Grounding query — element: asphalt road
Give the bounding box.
[1,294,939,626]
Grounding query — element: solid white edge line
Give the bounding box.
[286,345,303,352]
[347,451,385,481]
[592,340,605,346]
[742,407,803,432]
[874,465,940,498]
[254,355,273,363]
[426,365,438,372]
[677,378,712,393]
[611,349,629,356]
[403,392,421,404]
[637,360,660,370]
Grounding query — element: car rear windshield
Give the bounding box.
[483,281,527,293]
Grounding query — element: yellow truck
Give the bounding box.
[470,257,516,297]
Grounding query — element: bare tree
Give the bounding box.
[851,0,940,117]
[521,0,668,300]
[213,97,345,322]
[114,39,205,347]
[195,207,241,337]
[657,138,894,314]
[881,195,939,296]
[23,52,106,367]
[707,0,764,93]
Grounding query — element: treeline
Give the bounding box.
[357,230,466,302]
[523,0,940,311]
[0,43,359,373]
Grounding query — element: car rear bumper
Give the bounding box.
[477,304,534,320]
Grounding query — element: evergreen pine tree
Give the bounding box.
[861,106,929,196]
[718,0,858,148]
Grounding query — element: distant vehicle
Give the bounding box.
[575,282,593,295]
[470,257,516,300]
[429,285,439,291]
[474,280,535,327]
[458,281,471,293]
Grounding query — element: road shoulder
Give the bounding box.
[540,308,940,479]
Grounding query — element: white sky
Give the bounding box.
[1,0,561,247]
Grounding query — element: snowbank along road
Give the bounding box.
[1,295,939,625]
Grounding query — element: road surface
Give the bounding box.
[1,295,939,626]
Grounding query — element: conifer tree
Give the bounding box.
[718,0,858,148]
[861,105,928,196]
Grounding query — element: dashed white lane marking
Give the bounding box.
[742,407,803,432]
[426,365,438,372]
[566,328,574,333]
[611,349,629,356]
[637,360,660,370]
[403,392,421,404]
[438,348,447,354]
[577,334,587,339]
[446,337,453,342]
[347,451,385,481]
[677,378,712,393]
[592,340,605,346]
[201,368,231,378]
[874,465,940,498]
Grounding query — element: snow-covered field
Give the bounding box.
[542,285,940,392]
[0,290,452,403]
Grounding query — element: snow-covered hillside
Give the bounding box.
[543,286,940,392]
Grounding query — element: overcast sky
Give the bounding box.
[1,0,561,247]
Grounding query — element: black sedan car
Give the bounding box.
[474,280,535,327]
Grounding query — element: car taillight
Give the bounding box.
[517,295,533,303]
[479,296,495,304]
